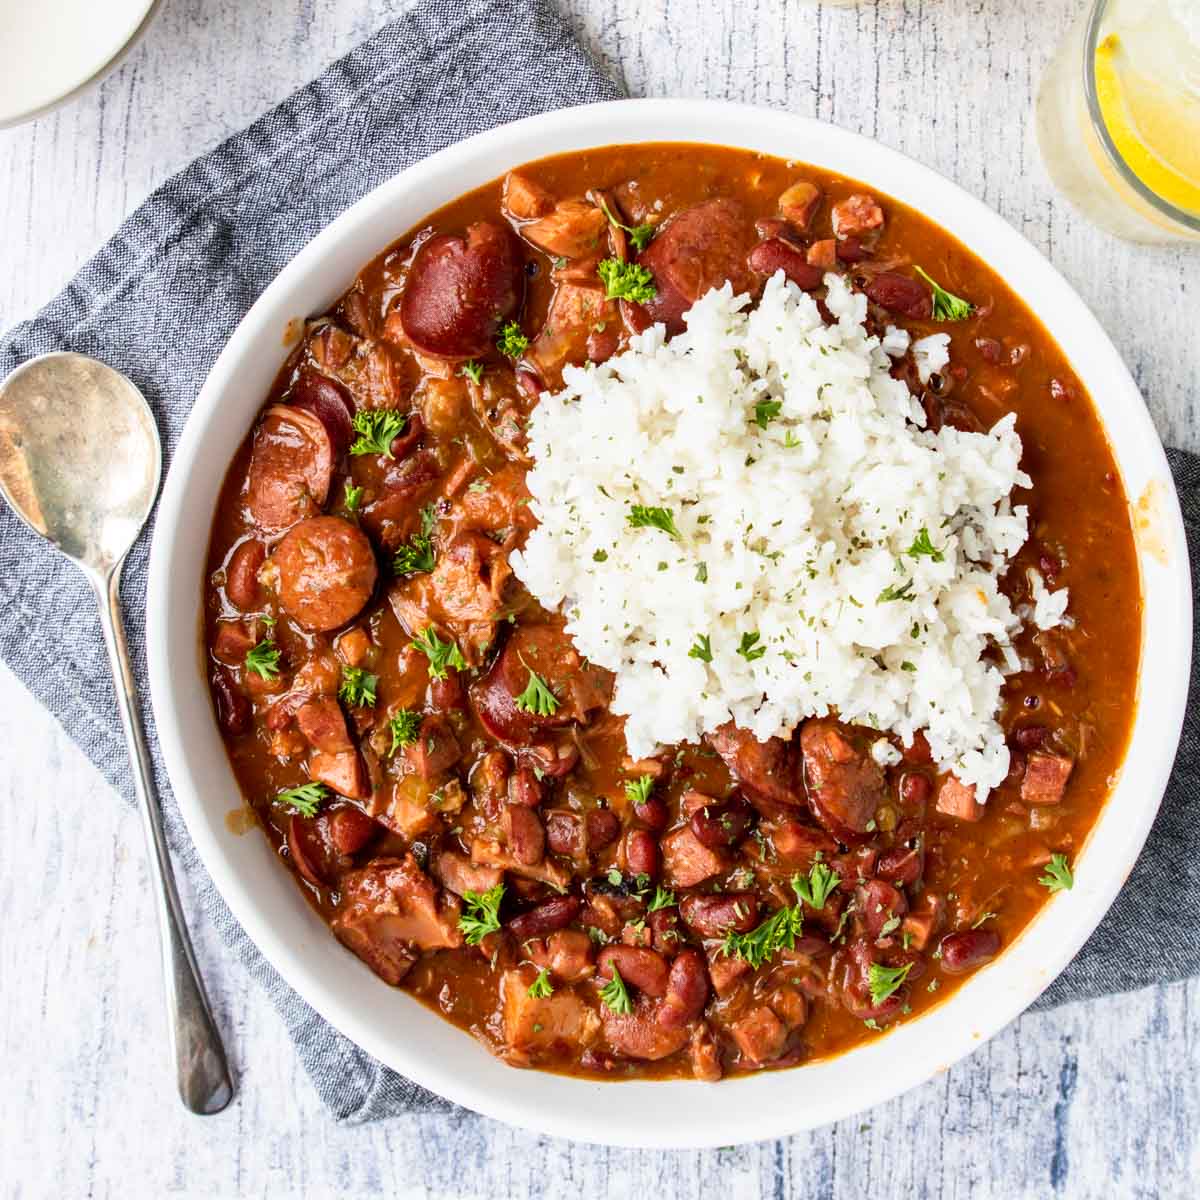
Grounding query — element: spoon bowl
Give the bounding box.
[0,352,160,573]
[0,351,233,1115]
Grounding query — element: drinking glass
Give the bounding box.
[1036,0,1200,243]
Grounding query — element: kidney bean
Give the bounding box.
[1011,725,1048,752]
[625,829,659,879]
[290,367,355,457]
[508,765,544,808]
[657,949,710,1028]
[524,739,580,778]
[507,894,582,941]
[939,928,1001,974]
[326,805,377,856]
[633,794,668,832]
[225,538,267,611]
[689,797,754,849]
[679,892,759,938]
[900,772,931,814]
[754,216,800,243]
[504,804,545,866]
[585,808,621,850]
[597,945,669,998]
[429,670,464,712]
[858,879,908,940]
[747,238,824,290]
[974,336,1004,364]
[212,670,250,735]
[876,842,923,888]
[544,810,583,858]
[864,271,933,319]
[835,235,871,263]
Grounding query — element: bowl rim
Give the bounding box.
[146,97,1192,1148]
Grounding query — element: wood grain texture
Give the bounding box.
[0,1,1197,1196]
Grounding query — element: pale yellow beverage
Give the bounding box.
[1037,0,1200,243]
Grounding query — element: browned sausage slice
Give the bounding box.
[398,222,524,359]
[636,199,758,335]
[245,404,334,532]
[705,721,801,814]
[270,515,378,632]
[290,367,355,458]
[799,718,886,842]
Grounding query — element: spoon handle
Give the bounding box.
[92,563,234,1115]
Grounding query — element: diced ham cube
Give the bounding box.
[296,697,353,753]
[1020,752,1074,805]
[661,827,730,888]
[402,715,462,780]
[936,776,984,822]
[308,748,369,799]
[502,968,599,1055]
[778,180,822,230]
[501,171,555,221]
[806,238,838,269]
[831,193,885,240]
[729,1006,788,1065]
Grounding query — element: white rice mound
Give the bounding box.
[510,272,1069,800]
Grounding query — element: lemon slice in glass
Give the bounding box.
[1094,32,1200,215]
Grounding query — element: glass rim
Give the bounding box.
[1082,0,1200,232]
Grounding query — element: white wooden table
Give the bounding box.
[1,2,1196,1196]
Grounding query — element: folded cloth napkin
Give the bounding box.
[0,0,1196,1125]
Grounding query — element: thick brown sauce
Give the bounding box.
[204,143,1141,1081]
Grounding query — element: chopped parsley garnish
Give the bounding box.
[721,903,804,970]
[514,658,561,717]
[593,549,608,563]
[393,503,437,576]
[753,399,783,429]
[338,665,377,707]
[914,266,974,321]
[387,709,423,754]
[688,634,713,663]
[411,626,467,680]
[459,883,505,945]
[596,196,656,252]
[624,775,654,806]
[646,885,676,913]
[792,862,841,910]
[343,483,363,513]
[597,258,657,303]
[349,408,407,458]
[274,782,329,818]
[459,359,484,384]
[1039,853,1074,893]
[627,504,680,539]
[599,963,633,1014]
[877,579,916,603]
[695,562,708,583]
[906,527,945,562]
[244,639,281,680]
[737,631,766,662]
[496,321,529,359]
[867,960,913,1006]
[527,967,554,999]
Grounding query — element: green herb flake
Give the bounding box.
[411,626,467,680]
[496,321,529,359]
[627,504,681,539]
[274,782,329,818]
[906,527,945,562]
[867,960,913,1007]
[688,634,713,663]
[599,963,633,1014]
[737,631,766,662]
[244,639,281,680]
[646,885,676,913]
[387,709,423,755]
[514,658,561,717]
[624,775,654,806]
[458,883,505,945]
[338,665,378,707]
[1039,853,1074,894]
[597,258,657,304]
[527,967,554,999]
[349,408,408,458]
[459,359,484,385]
[914,266,974,321]
[792,862,841,910]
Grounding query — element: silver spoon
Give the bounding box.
[0,351,233,1115]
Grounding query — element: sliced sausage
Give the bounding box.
[799,718,886,842]
[398,222,523,358]
[635,199,758,335]
[270,516,378,632]
[245,404,334,532]
[706,722,800,813]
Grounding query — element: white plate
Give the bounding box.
[146,99,1192,1148]
[0,0,161,129]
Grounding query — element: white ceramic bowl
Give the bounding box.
[147,99,1192,1147]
